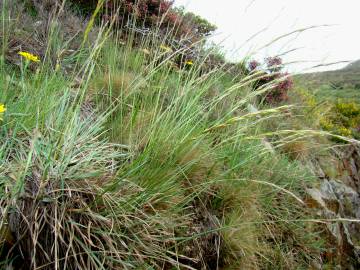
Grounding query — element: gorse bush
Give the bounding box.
[320,101,360,140]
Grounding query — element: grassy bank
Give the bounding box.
[0,1,353,269]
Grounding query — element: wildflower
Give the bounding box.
[185,60,194,66]
[0,104,6,113]
[0,103,6,121]
[160,44,173,53]
[18,51,40,63]
[266,56,282,69]
[249,60,260,71]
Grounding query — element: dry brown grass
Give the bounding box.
[280,140,311,160]
[89,70,139,98]
[0,139,195,269]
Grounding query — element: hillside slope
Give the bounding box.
[1,1,360,269]
[296,61,360,101]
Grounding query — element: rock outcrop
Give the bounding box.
[307,145,360,268]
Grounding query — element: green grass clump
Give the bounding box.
[0,1,337,269]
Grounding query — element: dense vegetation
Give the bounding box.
[296,61,360,140]
[0,0,359,269]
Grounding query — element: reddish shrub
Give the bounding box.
[265,56,282,70]
[97,0,215,41]
[70,0,216,69]
[249,57,293,104]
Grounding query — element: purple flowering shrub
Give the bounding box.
[248,60,260,71]
[265,56,283,72]
[248,56,293,104]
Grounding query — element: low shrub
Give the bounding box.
[70,0,216,42]
[248,56,294,104]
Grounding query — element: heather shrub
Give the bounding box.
[70,0,216,42]
[249,56,294,104]
[103,0,175,27]
[67,0,218,70]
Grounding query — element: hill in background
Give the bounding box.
[296,60,360,101]
[344,59,360,71]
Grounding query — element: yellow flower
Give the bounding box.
[0,103,6,121]
[18,51,40,63]
[185,60,194,66]
[0,104,6,114]
[160,44,173,53]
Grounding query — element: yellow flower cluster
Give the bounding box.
[319,118,334,131]
[18,51,40,63]
[0,103,6,121]
[185,60,193,66]
[320,100,360,140]
[336,102,360,117]
[337,127,352,137]
[321,117,352,138]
